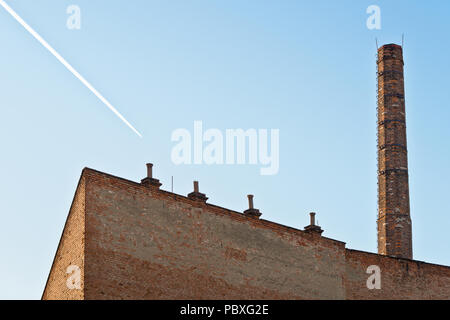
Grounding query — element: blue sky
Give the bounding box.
[0,0,449,299]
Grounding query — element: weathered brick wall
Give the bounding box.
[42,169,450,300]
[345,249,450,299]
[83,169,347,299]
[42,176,85,300]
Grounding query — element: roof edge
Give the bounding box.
[81,167,346,247]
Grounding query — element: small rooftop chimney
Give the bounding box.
[304,212,323,235]
[243,195,261,219]
[141,163,162,189]
[187,180,208,202]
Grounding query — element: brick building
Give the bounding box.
[42,44,450,300]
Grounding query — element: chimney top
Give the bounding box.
[304,212,323,235]
[377,43,403,57]
[188,180,208,202]
[141,163,162,189]
[193,181,199,193]
[243,194,261,219]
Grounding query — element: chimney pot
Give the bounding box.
[304,212,323,235]
[141,163,162,189]
[243,194,261,218]
[188,180,208,202]
[146,163,153,178]
[248,194,254,209]
[310,212,316,226]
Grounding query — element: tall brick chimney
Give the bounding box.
[376,44,413,259]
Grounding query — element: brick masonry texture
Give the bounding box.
[345,250,450,299]
[377,44,413,259]
[42,176,85,300]
[42,168,450,300]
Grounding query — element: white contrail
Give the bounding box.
[0,0,143,138]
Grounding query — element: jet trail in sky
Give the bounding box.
[0,0,143,138]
